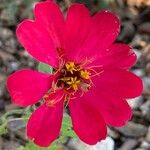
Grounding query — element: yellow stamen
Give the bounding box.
[65,62,78,74]
[67,77,80,91]
[80,70,91,79]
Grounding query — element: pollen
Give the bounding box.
[66,77,80,91]
[65,62,79,74]
[80,70,91,79]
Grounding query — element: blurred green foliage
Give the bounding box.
[38,63,53,74]
[0,0,116,19]
[19,141,57,150]
[0,0,38,24]
[0,109,26,135]
[75,0,115,10]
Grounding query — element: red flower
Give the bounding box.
[7,0,143,147]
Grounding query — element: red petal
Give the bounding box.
[64,3,91,62]
[17,1,65,68]
[7,70,54,106]
[69,98,107,145]
[88,44,137,70]
[82,90,132,127]
[64,10,120,63]
[92,69,143,98]
[34,1,65,48]
[81,10,120,53]
[97,94,132,127]
[27,101,64,147]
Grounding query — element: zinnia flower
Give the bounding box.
[7,0,143,147]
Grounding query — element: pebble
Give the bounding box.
[0,74,6,97]
[68,137,115,150]
[0,98,5,111]
[146,126,150,143]
[133,69,144,77]
[118,21,135,42]
[93,137,115,150]
[127,0,150,7]
[140,141,150,150]
[57,145,67,150]
[145,63,150,75]
[139,7,150,22]
[15,128,26,141]
[143,44,150,63]
[143,77,150,95]
[0,50,14,62]
[117,122,148,137]
[9,62,20,71]
[139,22,150,34]
[0,9,17,26]
[134,148,145,150]
[8,119,25,132]
[140,100,150,121]
[0,28,13,39]
[118,139,138,150]
[128,96,143,109]
[5,38,17,54]
[5,104,19,112]
[3,141,20,150]
[108,128,120,139]
[0,137,3,150]
[134,49,142,60]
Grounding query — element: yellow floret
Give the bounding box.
[67,77,80,91]
[65,62,78,74]
[80,70,91,79]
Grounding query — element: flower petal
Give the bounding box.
[93,11,120,41]
[69,97,107,145]
[64,10,120,63]
[96,94,132,127]
[64,3,91,62]
[7,70,54,106]
[80,10,120,57]
[87,44,137,69]
[34,1,65,48]
[82,89,132,127]
[27,101,64,147]
[92,69,143,98]
[17,1,65,68]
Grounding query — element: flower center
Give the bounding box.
[57,61,91,92]
[43,60,103,107]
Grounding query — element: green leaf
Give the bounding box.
[22,107,32,123]
[0,109,25,135]
[61,114,77,138]
[20,141,57,150]
[0,122,8,135]
[49,144,57,150]
[38,63,53,74]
